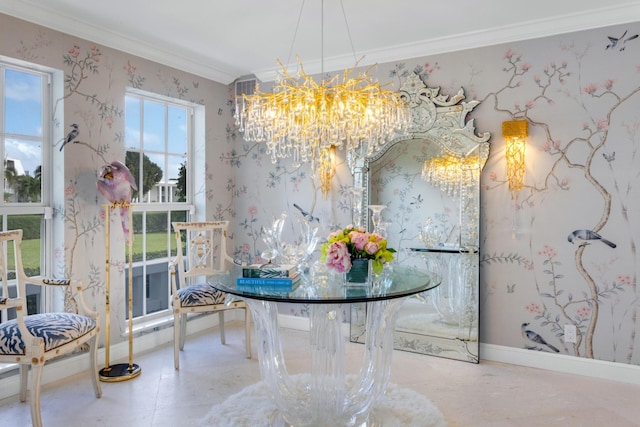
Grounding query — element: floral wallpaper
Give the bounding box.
[0,14,234,346]
[2,12,640,367]
[227,22,640,366]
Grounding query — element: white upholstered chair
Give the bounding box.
[0,230,101,427]
[170,221,251,370]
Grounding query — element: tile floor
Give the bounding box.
[1,322,639,426]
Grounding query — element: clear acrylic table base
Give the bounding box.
[245,298,405,427]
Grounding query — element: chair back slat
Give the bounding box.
[171,221,232,287]
[0,230,24,300]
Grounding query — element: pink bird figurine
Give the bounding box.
[97,160,138,243]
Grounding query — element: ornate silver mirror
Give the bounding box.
[349,73,490,363]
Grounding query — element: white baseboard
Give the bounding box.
[480,342,640,385]
[2,312,639,402]
[277,314,640,385]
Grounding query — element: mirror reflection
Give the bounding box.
[349,73,490,363]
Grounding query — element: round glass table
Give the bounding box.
[209,265,439,427]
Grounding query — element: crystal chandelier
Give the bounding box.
[234,0,408,185]
[422,154,483,197]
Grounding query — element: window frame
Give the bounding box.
[125,88,199,322]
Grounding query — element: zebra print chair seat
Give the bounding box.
[169,221,251,370]
[176,282,227,307]
[0,312,96,354]
[0,230,101,427]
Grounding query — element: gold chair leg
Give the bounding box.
[19,364,28,402]
[219,311,226,345]
[179,313,187,350]
[89,335,103,397]
[174,313,181,370]
[29,363,44,427]
[245,307,252,359]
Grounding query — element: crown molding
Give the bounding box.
[2,1,639,85]
[254,3,640,82]
[0,0,243,84]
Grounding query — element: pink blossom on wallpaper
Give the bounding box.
[124,60,136,75]
[534,75,541,83]
[98,209,106,221]
[603,79,615,90]
[423,62,438,74]
[540,139,560,152]
[596,119,609,130]
[241,243,250,253]
[576,306,591,318]
[55,245,65,260]
[68,44,80,58]
[559,178,570,190]
[65,186,75,196]
[525,302,542,315]
[617,274,633,286]
[248,205,258,216]
[90,45,100,62]
[525,100,536,109]
[520,63,531,72]
[582,83,598,95]
[538,244,557,259]
[488,171,497,181]
[104,116,114,129]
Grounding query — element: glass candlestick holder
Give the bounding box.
[368,204,387,234]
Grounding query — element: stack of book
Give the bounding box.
[237,264,301,292]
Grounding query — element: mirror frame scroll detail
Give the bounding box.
[349,72,491,363]
[350,72,491,230]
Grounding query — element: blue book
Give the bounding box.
[236,275,300,292]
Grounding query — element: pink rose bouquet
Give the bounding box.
[320,225,396,274]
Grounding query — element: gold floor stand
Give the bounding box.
[99,363,142,382]
[100,204,141,383]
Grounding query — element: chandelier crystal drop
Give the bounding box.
[234,58,408,168]
[422,154,482,197]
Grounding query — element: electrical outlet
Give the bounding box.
[564,324,577,343]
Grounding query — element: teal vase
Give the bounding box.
[347,258,370,284]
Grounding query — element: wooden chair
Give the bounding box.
[170,221,251,370]
[0,230,101,427]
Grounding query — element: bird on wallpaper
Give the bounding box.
[59,123,79,151]
[97,160,138,243]
[293,203,319,223]
[568,229,616,248]
[521,323,560,353]
[606,30,639,51]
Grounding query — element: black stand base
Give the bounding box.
[99,363,142,382]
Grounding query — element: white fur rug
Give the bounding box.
[200,375,447,427]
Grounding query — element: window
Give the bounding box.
[125,89,199,320]
[0,58,57,324]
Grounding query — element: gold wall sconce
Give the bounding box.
[502,120,528,199]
